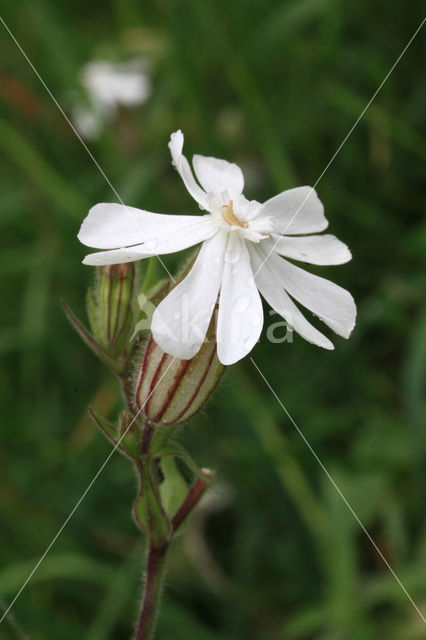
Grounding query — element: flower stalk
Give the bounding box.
[69,128,357,640]
[134,470,212,640]
[64,264,218,638]
[134,543,168,640]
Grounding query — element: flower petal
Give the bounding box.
[265,249,356,338]
[169,130,209,209]
[78,202,208,249]
[217,235,263,365]
[151,230,227,360]
[249,245,334,349]
[257,186,328,235]
[82,215,217,265]
[273,234,352,265]
[192,154,244,200]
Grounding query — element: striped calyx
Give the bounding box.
[87,263,136,357]
[133,318,225,425]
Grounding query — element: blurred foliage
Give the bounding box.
[0,1,425,638]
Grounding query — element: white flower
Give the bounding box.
[78,130,356,365]
[80,60,151,116]
[72,59,151,140]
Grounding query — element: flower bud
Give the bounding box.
[87,263,136,357]
[132,319,225,425]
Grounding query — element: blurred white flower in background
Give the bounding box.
[81,60,151,115]
[71,102,101,140]
[71,59,151,140]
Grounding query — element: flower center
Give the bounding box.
[221,200,248,228]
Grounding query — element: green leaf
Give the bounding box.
[154,440,203,478]
[159,456,189,522]
[133,463,172,547]
[0,554,113,596]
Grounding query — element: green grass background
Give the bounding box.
[0,1,425,638]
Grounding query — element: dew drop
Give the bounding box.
[232,294,250,313]
[214,256,221,265]
[173,311,181,320]
[247,276,255,286]
[224,249,240,264]
[232,265,239,275]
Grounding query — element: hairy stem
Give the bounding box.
[134,543,168,640]
[133,471,211,639]
[171,471,211,532]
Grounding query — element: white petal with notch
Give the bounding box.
[249,245,334,349]
[82,215,217,265]
[273,234,352,265]
[268,249,356,338]
[78,202,210,249]
[258,186,328,235]
[192,154,244,200]
[169,130,209,209]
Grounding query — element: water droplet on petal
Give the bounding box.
[233,294,250,313]
[247,276,255,286]
[173,311,181,320]
[232,265,239,275]
[224,249,240,264]
[243,336,253,349]
[214,256,221,265]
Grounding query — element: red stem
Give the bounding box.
[134,544,168,640]
[133,471,211,639]
[171,472,211,533]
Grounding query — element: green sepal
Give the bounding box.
[88,409,141,461]
[133,462,172,548]
[62,301,122,375]
[154,440,204,479]
[118,411,142,459]
[88,408,117,442]
[158,456,190,535]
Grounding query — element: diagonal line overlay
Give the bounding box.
[254,16,426,278]
[0,357,177,625]
[1,6,425,630]
[0,14,175,283]
[251,356,426,624]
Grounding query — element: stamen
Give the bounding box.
[222,200,248,228]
